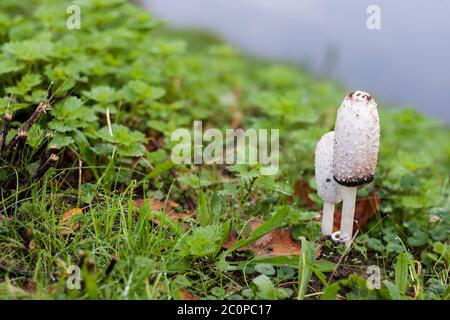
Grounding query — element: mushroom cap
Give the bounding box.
[315,131,342,204]
[333,91,380,187]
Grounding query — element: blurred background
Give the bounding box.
[142,0,450,123]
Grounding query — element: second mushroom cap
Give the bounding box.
[315,131,342,204]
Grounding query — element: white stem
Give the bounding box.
[321,202,335,236]
[340,186,357,248]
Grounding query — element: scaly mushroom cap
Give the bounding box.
[315,131,342,204]
[333,91,380,187]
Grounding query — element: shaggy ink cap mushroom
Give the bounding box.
[315,131,342,236]
[333,91,380,187]
[315,131,342,204]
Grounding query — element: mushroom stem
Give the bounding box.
[339,186,357,248]
[321,202,335,236]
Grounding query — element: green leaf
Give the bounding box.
[383,280,404,300]
[139,160,175,183]
[345,274,373,299]
[178,224,223,257]
[287,208,320,224]
[314,260,337,273]
[72,129,97,170]
[215,220,231,257]
[97,124,146,144]
[395,252,409,294]
[252,275,277,300]
[401,196,424,209]
[254,263,276,276]
[117,143,146,157]
[211,287,225,297]
[407,230,429,247]
[52,134,75,148]
[0,97,29,113]
[119,80,165,102]
[432,242,450,264]
[96,124,146,157]
[252,255,300,269]
[146,120,167,132]
[209,192,222,225]
[367,238,384,252]
[0,58,24,75]
[321,282,341,300]
[83,85,117,104]
[6,74,42,95]
[150,39,186,56]
[297,237,315,300]
[3,38,54,61]
[25,89,48,103]
[50,97,97,133]
[197,190,209,227]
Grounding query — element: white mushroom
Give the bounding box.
[315,131,342,236]
[333,90,380,247]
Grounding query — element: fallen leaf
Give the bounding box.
[28,239,36,251]
[48,284,57,294]
[292,180,315,207]
[134,198,178,211]
[24,280,36,293]
[145,134,165,152]
[58,208,83,236]
[134,198,193,228]
[178,290,199,300]
[223,219,301,257]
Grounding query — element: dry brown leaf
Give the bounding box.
[178,290,199,300]
[223,219,301,257]
[28,239,36,251]
[134,198,193,228]
[24,280,36,293]
[134,198,178,211]
[48,284,57,294]
[58,208,83,236]
[292,180,315,207]
[145,134,165,152]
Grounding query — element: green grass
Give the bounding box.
[0,0,449,300]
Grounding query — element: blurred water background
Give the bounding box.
[143,0,450,123]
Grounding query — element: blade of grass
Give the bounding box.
[197,190,209,226]
[297,237,315,300]
[395,252,409,294]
